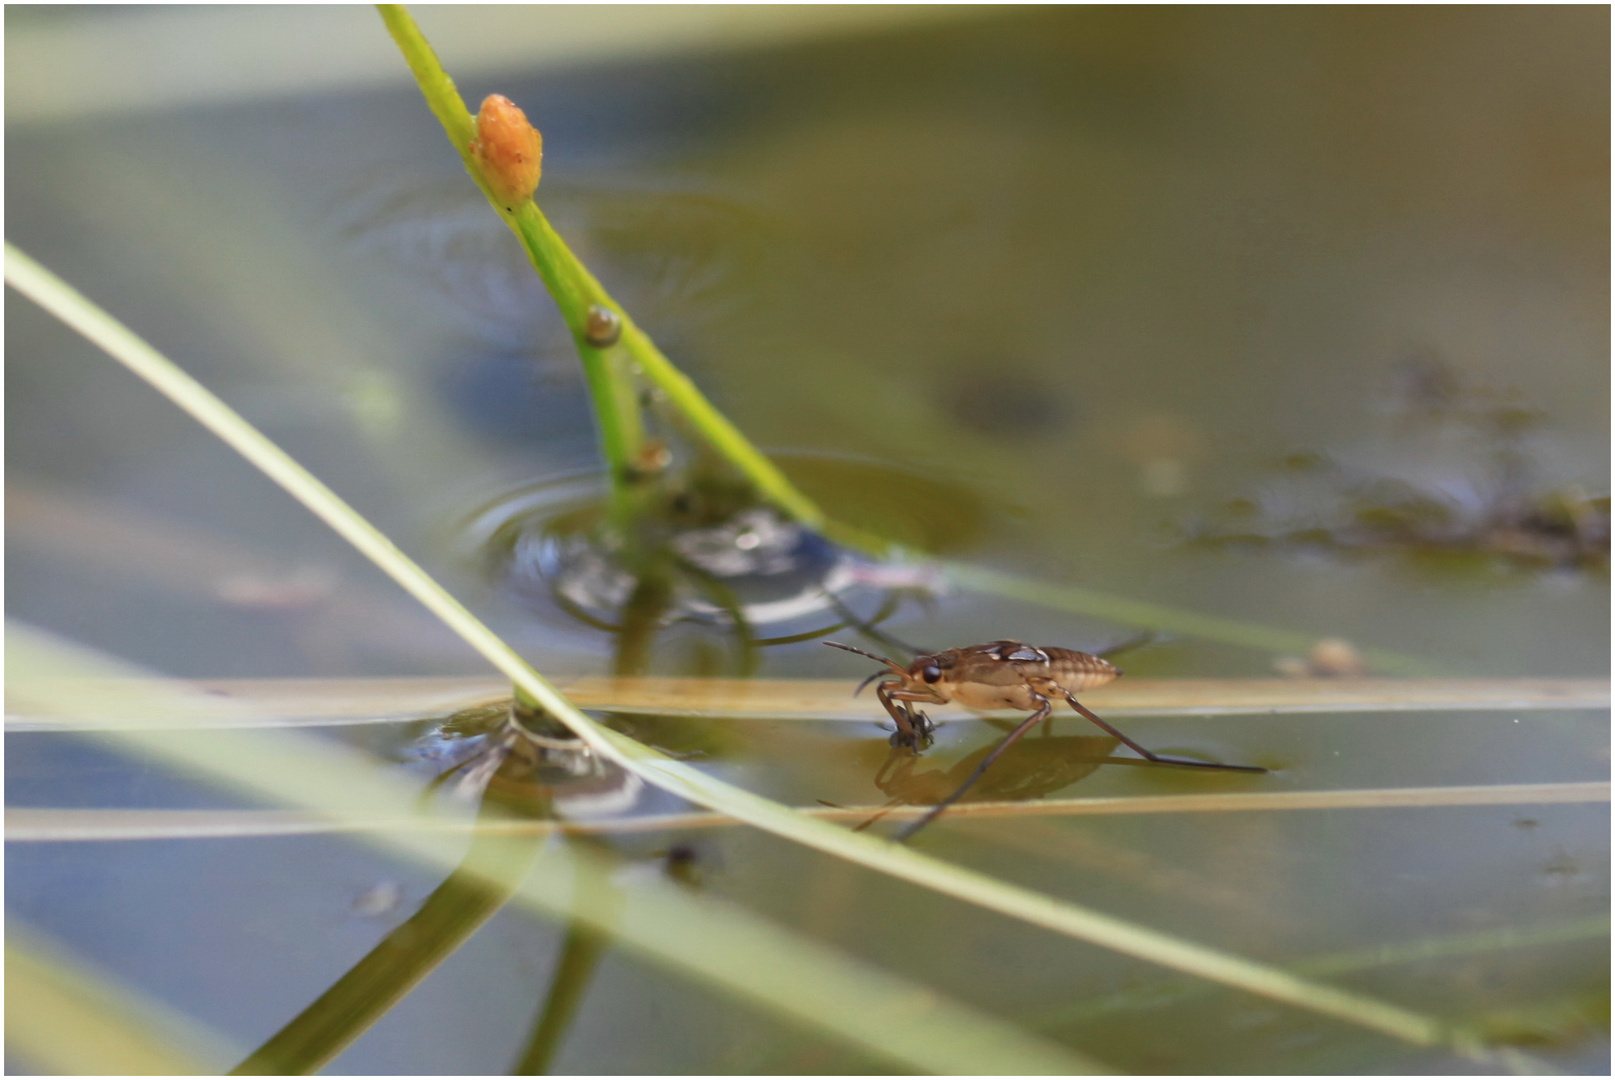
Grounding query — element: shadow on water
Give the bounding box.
[849,733,1121,834]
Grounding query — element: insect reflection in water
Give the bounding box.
[827,639,1267,841]
[854,733,1122,834]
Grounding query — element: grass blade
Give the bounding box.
[1036,914,1610,1033]
[942,563,1442,675]
[9,674,1603,731]
[8,622,1111,1076]
[3,244,1492,1058]
[7,925,236,1075]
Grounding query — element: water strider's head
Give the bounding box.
[824,640,948,698]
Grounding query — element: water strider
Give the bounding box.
[826,639,1267,841]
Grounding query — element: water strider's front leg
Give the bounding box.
[875,682,937,749]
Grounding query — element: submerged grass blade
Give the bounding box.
[7,925,236,1075]
[512,918,613,1074]
[8,623,1108,1076]
[3,245,1487,1057]
[511,841,621,1075]
[232,811,548,1074]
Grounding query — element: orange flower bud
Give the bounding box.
[470,94,542,209]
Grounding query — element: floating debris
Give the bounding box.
[1273,637,1368,678]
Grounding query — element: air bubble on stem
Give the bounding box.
[585,304,623,347]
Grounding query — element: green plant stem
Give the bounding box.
[376,4,643,525]
[377,4,1446,674]
[378,3,1462,679]
[613,316,825,529]
[514,920,612,1075]
[378,4,821,531]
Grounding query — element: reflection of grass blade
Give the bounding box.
[2,247,1482,1057]
[942,563,1442,675]
[8,624,1109,1076]
[232,806,549,1074]
[1035,914,1611,1032]
[7,925,235,1075]
[11,782,1610,842]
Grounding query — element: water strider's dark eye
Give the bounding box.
[922,664,942,683]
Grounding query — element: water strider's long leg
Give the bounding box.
[1064,692,1266,773]
[851,797,907,833]
[891,698,1054,843]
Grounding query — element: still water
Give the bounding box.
[7,6,1608,1074]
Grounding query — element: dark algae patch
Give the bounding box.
[1186,356,1609,574]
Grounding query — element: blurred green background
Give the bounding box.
[7,6,1608,1074]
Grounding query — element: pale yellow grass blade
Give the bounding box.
[2,247,1510,1060]
[8,675,1606,731]
[7,623,1111,1076]
[7,926,237,1075]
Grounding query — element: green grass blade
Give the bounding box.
[14,673,1602,731]
[8,623,1110,1076]
[4,243,1484,1056]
